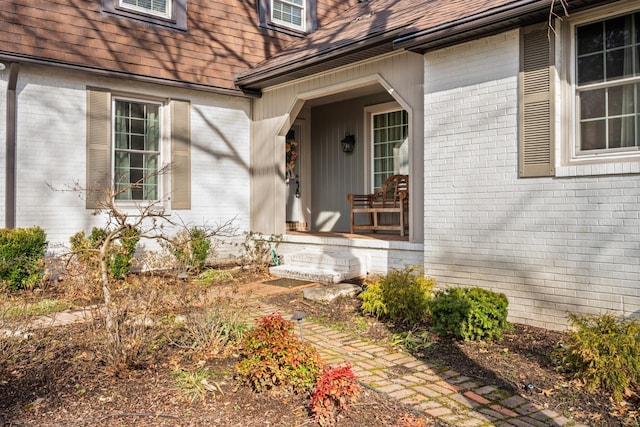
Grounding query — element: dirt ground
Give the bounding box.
[0,322,437,427]
[0,273,441,427]
[1,273,638,426]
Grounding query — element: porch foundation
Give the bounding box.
[272,232,423,281]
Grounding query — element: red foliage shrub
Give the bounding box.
[310,363,361,427]
[235,312,324,392]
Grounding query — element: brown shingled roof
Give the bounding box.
[394,0,611,51]
[235,0,433,89]
[0,0,349,93]
[235,0,613,91]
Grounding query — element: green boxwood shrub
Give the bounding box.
[556,313,640,402]
[360,265,435,323]
[0,227,48,290]
[429,287,509,341]
[168,227,211,271]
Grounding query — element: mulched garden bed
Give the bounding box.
[264,287,640,426]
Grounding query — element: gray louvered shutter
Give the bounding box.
[170,100,191,210]
[86,88,111,209]
[519,25,555,177]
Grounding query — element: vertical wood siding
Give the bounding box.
[311,93,393,231]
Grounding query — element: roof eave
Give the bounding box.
[235,29,403,91]
[0,52,251,98]
[394,0,615,53]
[236,0,615,92]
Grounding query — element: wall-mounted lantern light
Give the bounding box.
[341,134,355,153]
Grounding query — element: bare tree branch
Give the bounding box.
[548,0,569,38]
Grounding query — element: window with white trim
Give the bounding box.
[120,0,170,18]
[86,88,191,210]
[575,10,640,155]
[102,0,186,30]
[271,0,305,31]
[372,109,409,189]
[113,99,161,201]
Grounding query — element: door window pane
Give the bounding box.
[372,110,409,189]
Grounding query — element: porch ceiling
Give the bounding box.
[303,83,385,108]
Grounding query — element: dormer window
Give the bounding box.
[120,0,171,19]
[272,0,305,32]
[102,0,187,31]
[257,0,316,34]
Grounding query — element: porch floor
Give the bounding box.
[286,230,409,242]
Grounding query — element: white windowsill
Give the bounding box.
[556,161,640,177]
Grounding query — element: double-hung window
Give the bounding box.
[113,99,161,201]
[372,109,409,189]
[102,0,186,30]
[271,0,305,31]
[575,11,640,155]
[120,0,170,19]
[257,0,314,34]
[86,88,191,210]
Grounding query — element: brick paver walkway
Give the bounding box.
[28,280,586,427]
[246,282,586,427]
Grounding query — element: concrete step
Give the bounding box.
[268,265,354,284]
[269,251,362,284]
[286,251,359,272]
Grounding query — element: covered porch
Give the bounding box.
[249,52,425,241]
[245,51,425,281]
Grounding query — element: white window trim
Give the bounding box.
[102,0,187,31]
[271,0,306,32]
[119,0,171,19]
[557,0,640,176]
[111,95,169,207]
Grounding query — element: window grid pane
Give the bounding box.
[114,100,160,201]
[272,0,304,28]
[576,12,640,152]
[372,110,409,189]
[120,0,169,17]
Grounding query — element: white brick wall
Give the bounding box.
[424,30,640,330]
[8,64,251,262]
[0,70,6,225]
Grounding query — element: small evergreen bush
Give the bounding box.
[360,266,435,323]
[557,313,640,402]
[310,363,361,427]
[70,226,139,279]
[235,312,324,392]
[0,227,48,290]
[167,227,211,271]
[188,227,210,270]
[360,280,386,319]
[429,287,509,341]
[110,227,139,278]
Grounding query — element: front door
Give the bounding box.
[285,123,306,230]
